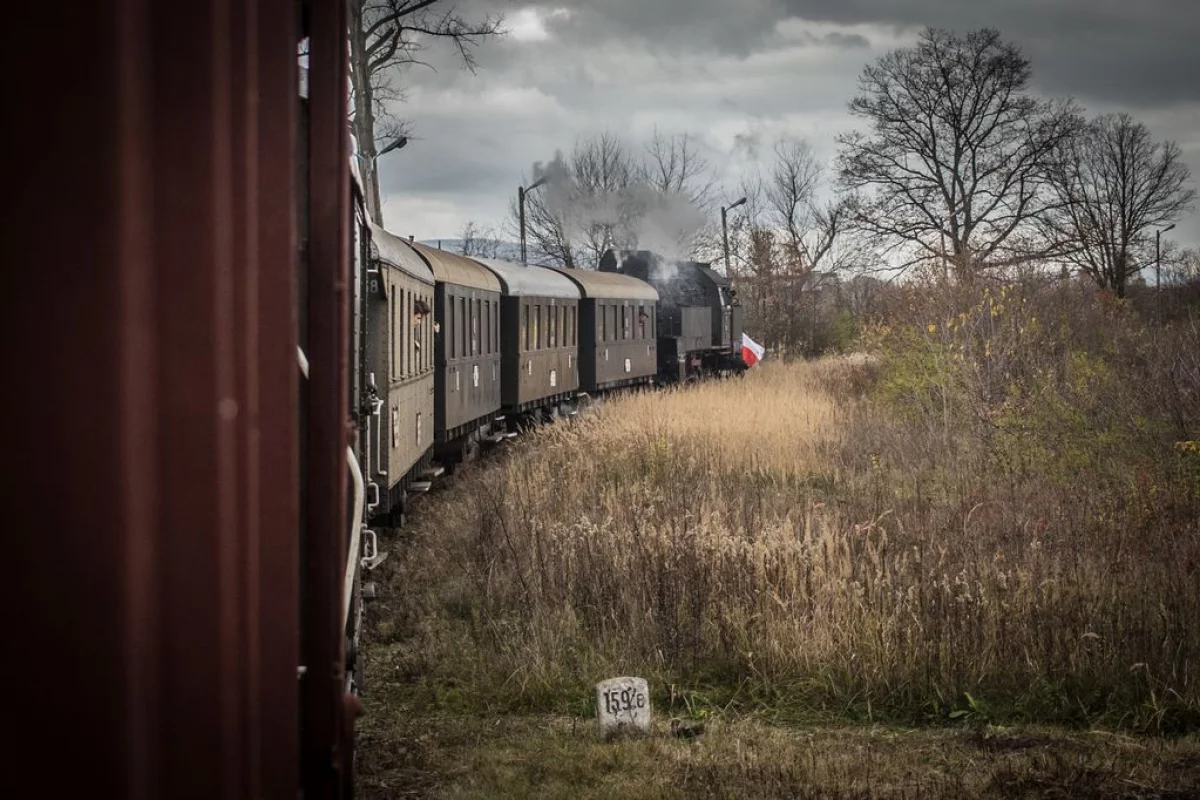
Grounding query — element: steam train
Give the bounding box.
[340,158,749,697]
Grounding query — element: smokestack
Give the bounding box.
[408,235,414,242]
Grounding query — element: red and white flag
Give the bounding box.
[741,333,765,367]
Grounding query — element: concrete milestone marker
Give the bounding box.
[595,677,651,738]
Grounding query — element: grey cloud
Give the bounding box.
[517,0,1200,107]
[779,0,1200,106]
[373,0,1199,250]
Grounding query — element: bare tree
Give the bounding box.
[1046,113,1194,297]
[571,132,639,265]
[349,0,504,223]
[641,129,715,206]
[458,221,505,259]
[639,129,720,260]
[837,27,1080,279]
[458,220,481,257]
[766,138,860,277]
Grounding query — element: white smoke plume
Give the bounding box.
[524,134,712,274]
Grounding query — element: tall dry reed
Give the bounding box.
[378,354,1200,731]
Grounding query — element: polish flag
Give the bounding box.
[741,333,765,367]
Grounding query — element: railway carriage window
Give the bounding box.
[399,290,408,377]
[390,284,397,379]
[449,297,456,359]
[534,305,541,350]
[549,304,557,348]
[493,300,499,353]
[522,304,530,352]
[600,303,607,342]
[610,305,618,342]
[460,298,467,359]
[474,299,481,355]
[570,306,576,346]
[413,301,423,370]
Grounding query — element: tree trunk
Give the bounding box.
[348,0,383,224]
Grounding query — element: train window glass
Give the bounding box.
[410,291,417,374]
[493,299,499,353]
[571,306,577,346]
[390,283,397,379]
[413,297,422,371]
[461,298,468,359]
[534,305,541,350]
[400,290,408,377]
[449,296,456,359]
[522,304,530,352]
[469,299,475,356]
[549,304,557,348]
[609,305,617,342]
[600,303,606,342]
[475,299,482,355]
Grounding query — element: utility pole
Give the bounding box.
[721,197,747,276]
[518,177,548,267]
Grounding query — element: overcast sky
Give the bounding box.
[376,0,1200,252]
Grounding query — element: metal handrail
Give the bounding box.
[343,446,364,625]
[298,346,363,627]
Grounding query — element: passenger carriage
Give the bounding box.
[405,243,504,466]
[470,258,582,423]
[549,266,660,393]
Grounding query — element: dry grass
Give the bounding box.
[358,714,1200,799]
[359,351,1200,796]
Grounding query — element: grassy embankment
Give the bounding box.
[359,284,1200,797]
